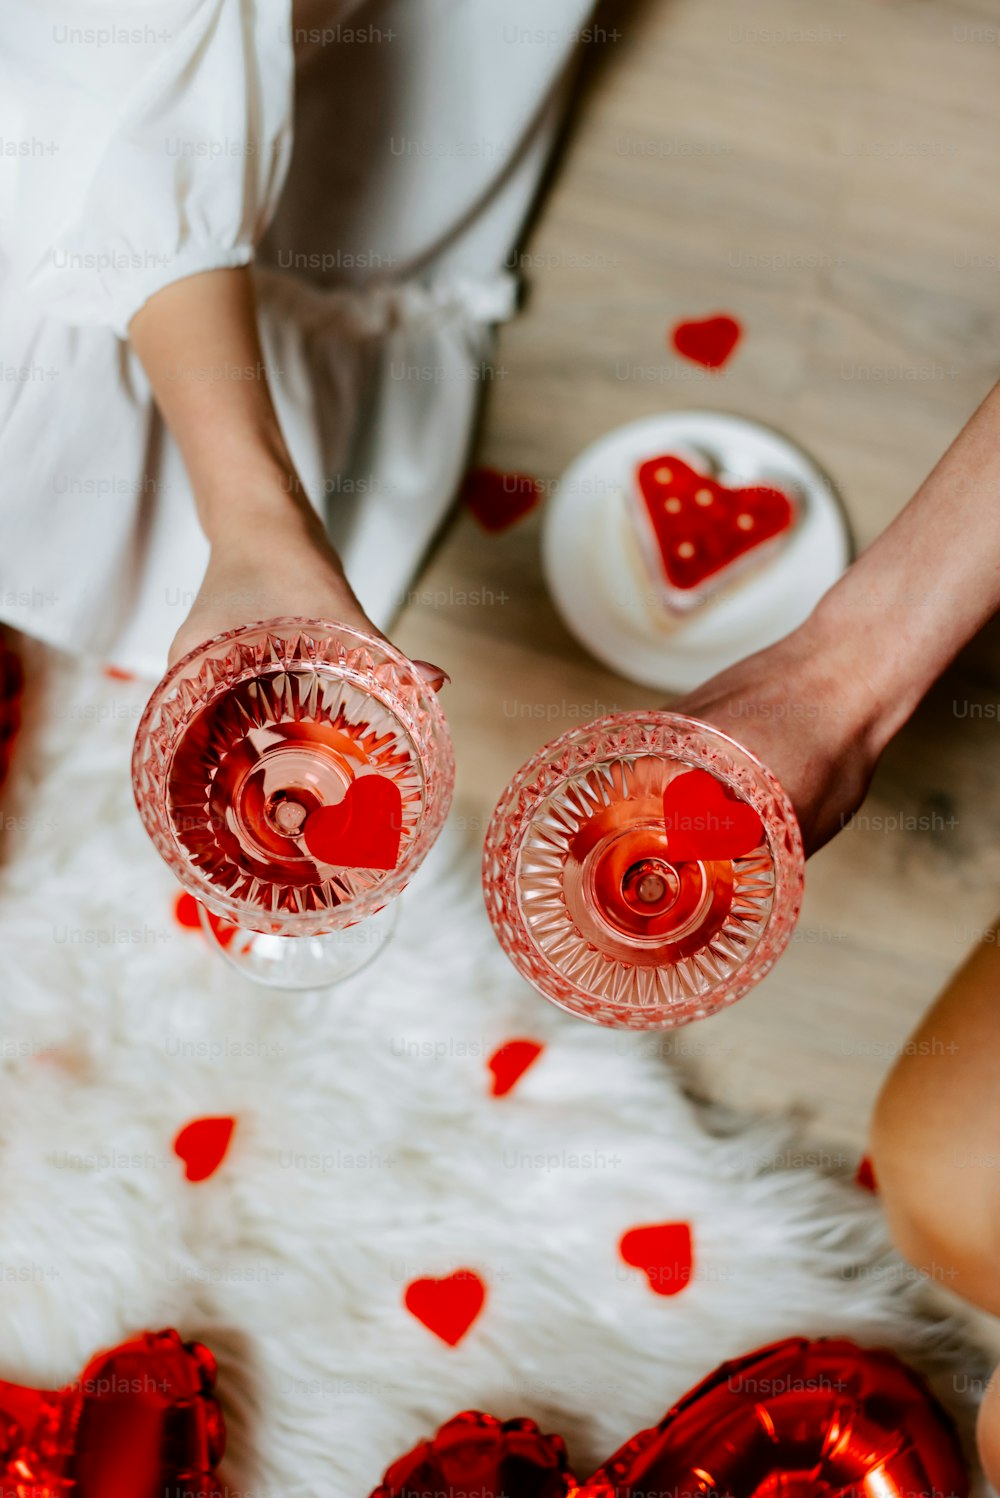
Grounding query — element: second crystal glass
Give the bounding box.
[482,712,804,1029]
[133,619,454,990]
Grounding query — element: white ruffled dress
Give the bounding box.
[0,0,594,674]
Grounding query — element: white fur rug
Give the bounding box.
[0,640,985,1495]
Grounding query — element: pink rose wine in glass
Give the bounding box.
[132,619,454,989]
[482,712,803,1028]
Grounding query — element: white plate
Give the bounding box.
[542,410,852,693]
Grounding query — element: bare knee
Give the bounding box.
[871,1059,1000,1313]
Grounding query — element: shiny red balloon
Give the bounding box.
[0,628,23,793]
[0,1328,224,1497]
[370,1412,573,1498]
[368,1337,969,1498]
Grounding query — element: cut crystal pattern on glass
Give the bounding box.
[133,620,454,942]
[482,713,804,1029]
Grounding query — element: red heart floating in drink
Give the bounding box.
[173,1116,236,1183]
[662,769,764,863]
[487,1039,544,1098]
[670,313,742,368]
[404,1270,487,1347]
[370,1337,968,1498]
[463,467,542,533]
[0,1328,225,1498]
[635,454,795,595]
[303,774,403,870]
[618,1221,693,1298]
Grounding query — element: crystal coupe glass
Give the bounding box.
[482,712,804,1029]
[133,619,454,990]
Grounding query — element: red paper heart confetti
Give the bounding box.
[0,1329,226,1498]
[302,774,403,870]
[404,1270,487,1347]
[670,313,742,369]
[856,1155,878,1193]
[103,664,135,681]
[635,453,795,595]
[173,1116,236,1183]
[619,1221,694,1297]
[662,769,764,863]
[487,1039,544,1098]
[463,467,542,533]
[173,892,201,929]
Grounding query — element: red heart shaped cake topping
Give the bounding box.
[662,769,764,863]
[404,1270,487,1347]
[670,313,741,369]
[302,774,403,870]
[635,454,795,598]
[619,1221,693,1298]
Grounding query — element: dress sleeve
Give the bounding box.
[0,0,293,336]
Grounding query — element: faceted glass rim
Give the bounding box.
[132,617,455,933]
[482,711,805,1029]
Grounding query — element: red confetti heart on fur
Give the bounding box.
[404,1271,487,1346]
[463,467,542,533]
[619,1221,693,1297]
[488,1039,543,1098]
[636,454,794,594]
[302,775,403,870]
[662,769,764,863]
[173,892,238,949]
[670,313,741,369]
[856,1155,878,1193]
[173,1116,236,1183]
[173,892,201,929]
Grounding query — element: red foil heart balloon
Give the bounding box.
[370,1412,573,1498]
[0,1328,224,1497]
[368,1338,968,1498]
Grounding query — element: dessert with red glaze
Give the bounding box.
[631,453,797,612]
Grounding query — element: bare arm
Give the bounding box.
[129,268,445,684]
[677,381,1000,851]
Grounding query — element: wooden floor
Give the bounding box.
[393,0,1000,1150]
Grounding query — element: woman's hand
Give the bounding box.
[164,471,371,665]
[672,615,886,856]
[675,372,1000,854]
